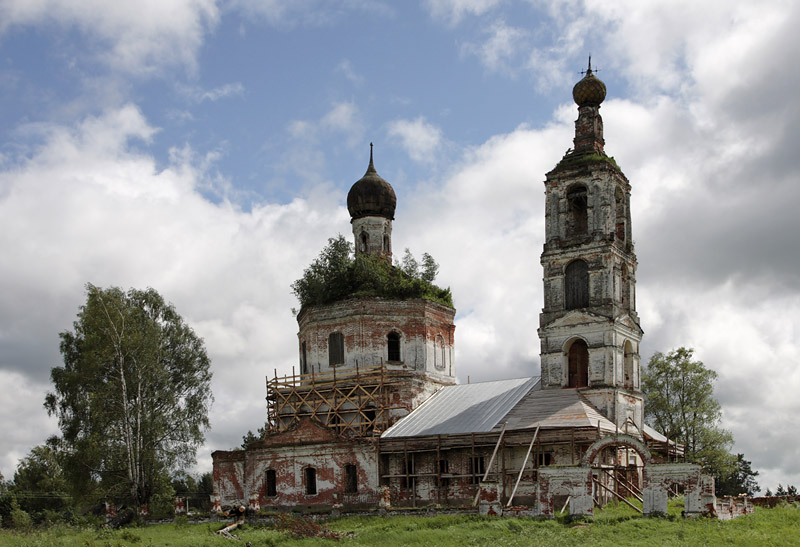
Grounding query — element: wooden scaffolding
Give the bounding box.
[266,363,410,437]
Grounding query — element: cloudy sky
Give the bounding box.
[1,0,798,492]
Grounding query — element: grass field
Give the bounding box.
[1,501,798,546]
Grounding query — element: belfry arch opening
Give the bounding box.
[566,184,588,236]
[359,232,369,253]
[565,259,589,310]
[566,338,589,388]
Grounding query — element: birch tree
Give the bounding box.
[45,284,212,511]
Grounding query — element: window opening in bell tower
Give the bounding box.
[615,187,626,242]
[565,259,589,310]
[566,185,588,236]
[623,340,634,389]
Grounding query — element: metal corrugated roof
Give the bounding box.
[381,377,539,438]
[497,388,617,432]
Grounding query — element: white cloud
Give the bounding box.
[0,104,347,475]
[387,116,444,164]
[230,0,394,28]
[281,102,366,183]
[179,82,246,103]
[336,59,364,86]
[0,0,220,74]
[424,0,502,25]
[461,19,527,74]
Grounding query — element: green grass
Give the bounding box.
[1,502,798,546]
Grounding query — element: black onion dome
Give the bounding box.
[572,59,607,107]
[347,144,396,220]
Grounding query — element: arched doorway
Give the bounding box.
[567,339,589,388]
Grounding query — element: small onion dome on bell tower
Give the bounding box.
[347,143,397,221]
[572,57,607,107]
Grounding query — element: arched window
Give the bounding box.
[623,340,634,389]
[387,332,401,362]
[265,469,277,497]
[328,332,344,367]
[566,185,588,236]
[304,467,317,495]
[360,232,369,253]
[434,335,446,370]
[565,260,589,310]
[568,339,589,388]
[344,464,358,494]
[301,341,308,375]
[383,233,391,253]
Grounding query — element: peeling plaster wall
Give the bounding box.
[642,463,715,517]
[297,298,456,383]
[213,438,379,510]
[536,466,593,517]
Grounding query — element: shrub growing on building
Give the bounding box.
[292,235,453,310]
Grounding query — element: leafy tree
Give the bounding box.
[400,249,419,278]
[292,236,452,310]
[420,253,439,284]
[45,284,213,512]
[11,444,71,521]
[241,424,268,449]
[0,471,12,527]
[642,347,735,477]
[715,453,760,496]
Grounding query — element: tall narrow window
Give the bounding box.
[623,340,634,389]
[383,233,390,253]
[469,456,486,484]
[434,335,446,370]
[328,332,344,367]
[401,457,415,491]
[360,232,369,253]
[387,332,401,361]
[621,264,630,310]
[265,469,277,497]
[615,187,626,242]
[565,260,589,310]
[304,467,317,495]
[566,185,588,236]
[363,407,376,433]
[568,339,589,388]
[344,464,358,494]
[439,459,450,488]
[301,341,308,375]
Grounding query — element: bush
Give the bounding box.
[292,236,454,310]
[8,502,32,531]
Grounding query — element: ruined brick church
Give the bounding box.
[211,65,721,517]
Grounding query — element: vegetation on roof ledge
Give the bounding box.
[292,235,454,312]
[554,152,619,171]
